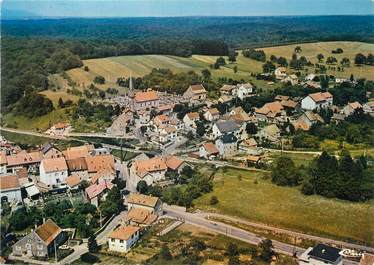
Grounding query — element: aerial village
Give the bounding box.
[1,68,373,265]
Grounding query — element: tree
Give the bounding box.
[216,57,226,66]
[341,57,350,67]
[228,50,237,63]
[277,56,288,67]
[99,186,122,217]
[210,195,219,205]
[136,180,148,194]
[201,69,211,81]
[270,55,277,62]
[294,46,302,53]
[196,121,206,137]
[317,53,324,62]
[326,56,337,65]
[226,242,239,256]
[355,53,366,65]
[233,65,238,73]
[258,239,274,261]
[93,75,105,84]
[191,239,207,251]
[367,53,374,65]
[58,97,65,108]
[160,244,172,260]
[246,122,258,135]
[262,61,276,73]
[271,156,299,186]
[84,66,89,71]
[88,236,98,253]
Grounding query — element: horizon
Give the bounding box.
[2,0,374,19]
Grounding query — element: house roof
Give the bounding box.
[207,108,220,115]
[54,122,69,130]
[63,145,94,160]
[6,151,42,167]
[0,175,20,190]
[154,114,170,126]
[85,154,115,174]
[255,101,284,117]
[360,253,374,265]
[127,193,160,208]
[186,112,199,120]
[293,119,310,131]
[308,92,333,103]
[160,125,177,134]
[66,175,81,188]
[308,244,341,263]
[134,90,159,103]
[263,124,280,136]
[280,99,298,109]
[66,157,88,171]
[126,208,157,226]
[189,84,206,94]
[158,104,174,112]
[0,151,7,165]
[41,142,57,154]
[202,142,219,155]
[35,219,62,245]
[215,120,239,134]
[133,157,167,178]
[164,156,184,170]
[219,95,233,103]
[247,155,261,162]
[241,138,257,147]
[219,133,238,144]
[85,179,113,200]
[348,101,362,110]
[108,226,140,241]
[238,83,253,89]
[304,111,324,123]
[41,157,68,173]
[220,85,236,92]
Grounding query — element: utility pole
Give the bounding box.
[54,239,57,263]
[120,137,123,164]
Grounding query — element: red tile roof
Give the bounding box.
[109,226,140,241]
[35,219,61,245]
[0,175,20,190]
[134,90,159,103]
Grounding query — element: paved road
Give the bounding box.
[58,243,88,265]
[198,212,374,254]
[164,205,305,257]
[96,211,126,245]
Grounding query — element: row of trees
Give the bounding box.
[355,53,374,65]
[242,49,266,62]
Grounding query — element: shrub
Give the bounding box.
[210,196,219,205]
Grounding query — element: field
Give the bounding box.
[194,168,374,245]
[64,41,374,92]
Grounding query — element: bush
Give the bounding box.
[210,196,219,205]
[93,75,105,84]
[80,253,100,264]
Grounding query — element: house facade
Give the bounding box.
[199,142,219,159]
[127,193,163,215]
[133,90,160,111]
[183,112,199,129]
[0,174,22,203]
[301,92,333,110]
[236,83,253,100]
[39,157,68,187]
[108,226,140,253]
[215,134,238,158]
[183,84,207,101]
[204,108,220,121]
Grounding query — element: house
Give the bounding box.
[85,154,115,181]
[220,85,237,95]
[127,193,163,215]
[275,67,287,79]
[293,111,324,131]
[0,151,7,174]
[170,118,184,131]
[255,101,284,122]
[301,92,333,110]
[298,244,342,265]
[342,102,362,116]
[164,155,188,174]
[330,113,346,124]
[153,114,170,129]
[258,124,281,143]
[199,142,219,159]
[6,151,42,174]
[275,95,290,102]
[360,253,374,265]
[363,101,374,117]
[85,179,113,207]
[204,108,220,121]
[41,142,62,159]
[239,138,259,154]
[49,122,71,136]
[218,95,233,104]
[12,219,65,258]
[215,133,238,158]
[304,81,322,90]
[133,90,159,111]
[39,157,68,187]
[62,145,94,160]
[183,84,207,101]
[125,208,157,227]
[128,156,168,190]
[229,106,251,123]
[66,175,82,191]
[0,174,22,203]
[281,74,299,85]
[280,99,298,110]
[158,104,175,115]
[212,120,240,139]
[158,125,177,144]
[108,226,140,253]
[183,112,199,129]
[236,83,254,100]
[66,157,89,180]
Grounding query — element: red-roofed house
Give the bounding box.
[0,174,22,203]
[133,90,159,111]
[301,92,333,110]
[108,226,140,253]
[85,179,114,207]
[199,142,219,159]
[39,157,68,187]
[343,101,362,116]
[183,84,207,101]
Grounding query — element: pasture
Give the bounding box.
[194,168,374,245]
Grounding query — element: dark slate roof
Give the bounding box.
[308,244,341,263]
[215,120,239,134]
[41,142,54,154]
[220,133,238,144]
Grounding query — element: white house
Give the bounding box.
[183,84,207,101]
[183,112,199,129]
[298,244,342,265]
[108,226,140,253]
[159,125,177,144]
[301,92,333,110]
[0,174,22,203]
[236,83,254,100]
[0,152,7,174]
[39,157,68,187]
[215,134,238,158]
[342,102,362,116]
[275,67,287,80]
[199,142,219,159]
[204,108,220,121]
[127,193,163,215]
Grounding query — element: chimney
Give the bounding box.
[43,217,46,224]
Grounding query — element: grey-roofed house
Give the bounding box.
[299,244,342,265]
[41,142,62,159]
[215,133,238,158]
[212,120,240,139]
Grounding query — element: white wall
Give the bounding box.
[39,163,68,186]
[1,188,22,203]
[108,231,139,253]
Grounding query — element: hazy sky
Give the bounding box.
[2,0,374,18]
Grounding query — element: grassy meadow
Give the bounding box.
[194,168,374,245]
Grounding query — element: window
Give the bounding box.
[16,246,21,251]
[37,244,43,250]
[26,244,31,250]
[120,240,124,243]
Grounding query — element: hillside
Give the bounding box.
[64,41,374,91]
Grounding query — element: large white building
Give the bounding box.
[0,174,22,203]
[39,157,68,187]
[133,90,160,111]
[301,92,333,110]
[108,226,140,253]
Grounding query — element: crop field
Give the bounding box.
[194,168,374,245]
[65,41,374,92]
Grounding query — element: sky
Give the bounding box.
[2,0,374,18]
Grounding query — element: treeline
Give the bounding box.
[355,53,374,65]
[271,152,373,202]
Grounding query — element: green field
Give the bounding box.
[66,41,374,92]
[194,168,374,245]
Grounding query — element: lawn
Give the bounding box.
[265,152,318,167]
[194,168,374,246]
